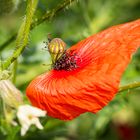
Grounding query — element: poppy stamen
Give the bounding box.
[53,51,80,71]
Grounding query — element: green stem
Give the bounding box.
[119,81,140,92]
[12,60,18,83]
[0,0,77,51]
[31,0,77,28]
[2,0,38,70]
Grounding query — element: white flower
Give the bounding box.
[0,79,23,108]
[17,104,46,136]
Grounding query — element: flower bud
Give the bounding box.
[48,38,66,63]
[0,80,23,108]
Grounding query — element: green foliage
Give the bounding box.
[2,0,38,70]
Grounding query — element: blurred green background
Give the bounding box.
[0,0,140,140]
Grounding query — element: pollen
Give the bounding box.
[53,50,80,71]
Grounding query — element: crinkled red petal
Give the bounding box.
[26,19,140,120]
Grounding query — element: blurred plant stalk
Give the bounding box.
[0,0,77,52]
[0,1,46,139]
[2,0,38,70]
[119,82,140,92]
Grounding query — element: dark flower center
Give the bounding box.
[53,51,80,71]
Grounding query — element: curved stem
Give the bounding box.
[0,0,77,51]
[2,0,38,70]
[119,81,140,92]
[31,0,76,28]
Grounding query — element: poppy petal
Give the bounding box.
[26,19,140,120]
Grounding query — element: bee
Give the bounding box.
[45,34,66,64]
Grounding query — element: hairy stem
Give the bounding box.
[31,0,76,28]
[119,81,140,92]
[2,0,38,70]
[0,0,77,51]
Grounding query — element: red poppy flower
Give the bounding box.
[26,19,140,120]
